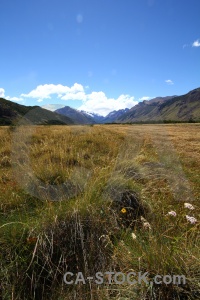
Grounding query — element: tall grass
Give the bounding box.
[0,124,199,299]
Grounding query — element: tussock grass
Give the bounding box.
[0,124,199,299]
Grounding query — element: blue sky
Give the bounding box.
[0,0,200,115]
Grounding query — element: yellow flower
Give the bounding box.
[121,208,127,213]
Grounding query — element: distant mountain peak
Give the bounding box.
[55,106,96,124]
[55,107,130,123]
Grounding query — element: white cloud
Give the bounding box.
[0,88,5,97]
[78,92,137,116]
[7,96,23,102]
[139,96,151,101]
[0,88,23,102]
[60,91,86,101]
[192,39,200,47]
[165,79,174,85]
[4,83,138,116]
[21,83,84,100]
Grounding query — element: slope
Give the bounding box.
[55,106,96,124]
[0,98,74,125]
[117,89,200,123]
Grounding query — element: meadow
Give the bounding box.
[0,124,199,300]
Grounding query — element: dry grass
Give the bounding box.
[0,124,199,299]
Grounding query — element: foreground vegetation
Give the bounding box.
[0,124,199,299]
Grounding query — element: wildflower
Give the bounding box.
[184,203,195,210]
[166,211,177,217]
[121,208,127,213]
[141,216,152,230]
[131,232,137,240]
[143,222,152,230]
[186,215,197,224]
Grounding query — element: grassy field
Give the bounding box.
[0,124,199,300]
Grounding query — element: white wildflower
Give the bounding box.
[166,211,177,217]
[141,216,147,222]
[186,215,197,224]
[143,222,152,230]
[141,216,152,230]
[131,233,137,240]
[184,203,195,210]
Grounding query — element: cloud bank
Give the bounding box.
[1,83,140,116]
[21,83,85,102]
[78,92,137,116]
[20,83,138,116]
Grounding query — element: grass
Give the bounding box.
[0,124,199,299]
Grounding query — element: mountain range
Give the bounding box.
[0,87,200,125]
[55,107,130,124]
[55,88,200,123]
[0,97,73,125]
[117,88,200,123]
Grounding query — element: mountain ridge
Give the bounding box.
[55,106,130,124]
[55,106,96,124]
[0,98,74,125]
[116,88,200,123]
[1,87,200,125]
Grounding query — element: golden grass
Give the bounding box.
[0,124,199,299]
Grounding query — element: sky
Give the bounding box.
[0,0,200,116]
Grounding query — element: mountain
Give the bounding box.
[103,108,130,123]
[79,111,105,123]
[116,89,200,123]
[0,98,74,125]
[79,108,130,123]
[55,107,130,124]
[2,87,199,126]
[142,96,177,105]
[55,106,96,124]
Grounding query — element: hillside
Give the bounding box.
[55,106,130,124]
[0,98,74,125]
[117,88,200,123]
[103,108,130,123]
[55,106,96,124]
